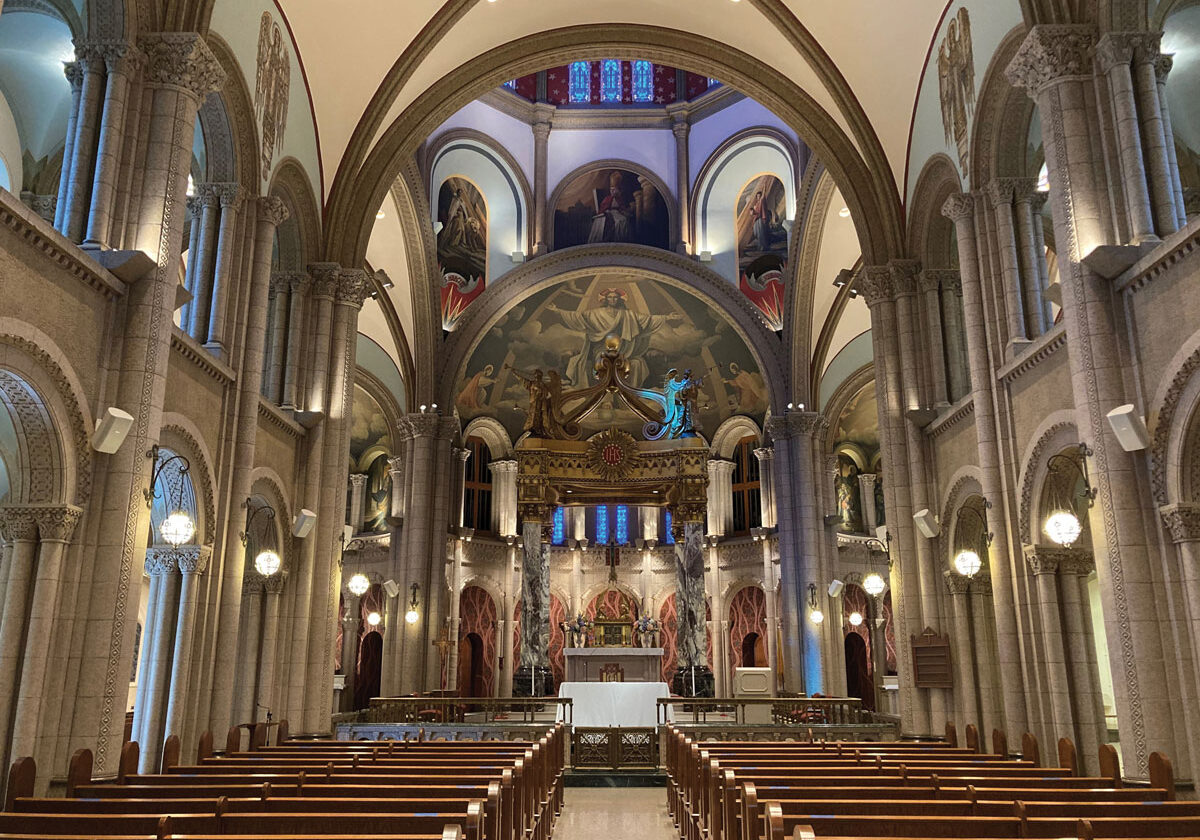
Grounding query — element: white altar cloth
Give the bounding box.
[557,681,673,729]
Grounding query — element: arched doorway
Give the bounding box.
[741,632,765,667]
[844,633,871,709]
[457,632,485,698]
[355,632,382,710]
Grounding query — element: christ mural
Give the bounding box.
[735,174,789,330]
[437,177,487,331]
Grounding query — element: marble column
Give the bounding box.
[204,183,244,358]
[942,195,1030,741]
[918,271,949,405]
[1056,548,1104,775]
[165,546,209,748]
[671,112,691,253]
[570,549,583,617]
[517,520,550,696]
[1009,26,1179,777]
[257,574,286,718]
[532,107,552,255]
[136,549,180,773]
[340,593,362,711]
[208,197,287,741]
[54,61,84,232]
[673,521,709,695]
[84,44,142,247]
[753,448,776,528]
[707,460,734,537]
[187,185,221,341]
[348,474,368,535]
[446,538,465,692]
[76,34,223,777]
[61,45,105,242]
[281,273,310,409]
[944,572,979,734]
[707,538,724,695]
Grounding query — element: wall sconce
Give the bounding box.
[144,445,195,547]
[953,505,992,579]
[864,526,891,563]
[862,572,887,599]
[808,582,824,625]
[1043,444,1096,548]
[240,499,281,576]
[347,573,371,597]
[366,611,382,628]
[405,583,421,624]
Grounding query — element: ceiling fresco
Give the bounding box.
[456,274,768,443]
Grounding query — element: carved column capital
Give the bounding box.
[941,192,975,223]
[63,60,84,89]
[263,571,288,594]
[1160,503,1200,544]
[889,259,921,298]
[944,569,971,596]
[335,269,372,310]
[256,195,289,227]
[388,456,406,476]
[1023,543,1065,575]
[139,32,226,101]
[856,266,896,308]
[1097,31,1163,72]
[349,473,368,491]
[0,506,39,541]
[145,548,178,576]
[985,178,1018,207]
[194,182,222,208]
[1154,54,1173,84]
[212,183,243,209]
[175,545,211,575]
[1057,549,1096,577]
[31,504,84,543]
[308,262,341,299]
[753,446,774,464]
[1005,25,1097,96]
[401,413,446,439]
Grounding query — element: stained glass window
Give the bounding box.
[568,61,591,103]
[552,506,565,545]
[595,505,609,545]
[632,60,653,102]
[664,510,675,545]
[600,59,621,103]
[616,505,629,545]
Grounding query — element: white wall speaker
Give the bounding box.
[828,579,845,598]
[383,579,400,598]
[1106,404,1150,452]
[343,525,354,545]
[92,407,134,454]
[913,508,940,539]
[292,509,316,538]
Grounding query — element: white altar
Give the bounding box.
[557,681,673,728]
[563,647,664,682]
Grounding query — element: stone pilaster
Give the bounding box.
[1009,24,1179,777]
[256,572,287,718]
[1056,548,1105,775]
[1023,545,1075,747]
[84,42,144,247]
[918,271,949,405]
[671,113,691,253]
[186,185,221,340]
[985,179,1030,350]
[264,273,296,403]
[204,183,245,358]
[164,545,210,749]
[54,61,84,232]
[340,592,362,711]
[282,273,311,409]
[1011,181,1051,337]
[944,571,980,734]
[388,456,406,522]
[532,106,552,255]
[348,473,368,535]
[753,447,775,528]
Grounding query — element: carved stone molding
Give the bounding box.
[308,262,341,299]
[1005,25,1098,96]
[1022,543,1090,575]
[335,269,372,310]
[1096,31,1163,73]
[941,193,975,223]
[889,259,921,297]
[1160,503,1200,544]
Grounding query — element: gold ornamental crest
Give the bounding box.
[585,428,638,481]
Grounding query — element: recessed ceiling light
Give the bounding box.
[839,207,850,218]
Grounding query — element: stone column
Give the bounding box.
[54,62,84,232]
[918,271,949,405]
[1056,549,1104,775]
[707,538,724,695]
[516,520,550,696]
[233,577,263,729]
[446,538,465,691]
[794,414,827,695]
[859,475,879,535]
[758,535,779,695]
[489,460,518,538]
[942,194,1030,742]
[532,107,552,255]
[1023,546,1075,746]
[453,448,471,529]
[1152,56,1187,228]
[75,34,223,776]
[165,546,209,747]
[671,112,691,252]
[0,508,38,774]
[673,521,709,695]
[944,571,979,734]
[817,453,845,697]
[985,180,1030,351]
[285,267,336,721]
[204,184,244,358]
[753,448,776,528]
[764,419,804,692]
[707,459,734,537]
[257,574,286,717]
[969,577,1001,742]
[570,549,583,617]
[265,273,292,402]
[84,44,142,247]
[1096,32,1157,244]
[1129,34,1178,236]
[1013,182,1050,337]
[941,273,970,401]
[1010,27,1180,777]
[348,474,367,535]
[281,273,310,409]
[187,185,221,340]
[388,456,406,522]
[136,550,180,772]
[62,45,105,241]
[340,593,362,711]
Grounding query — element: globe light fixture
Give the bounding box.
[366,611,382,627]
[347,573,371,597]
[810,608,824,625]
[862,572,886,598]
[954,549,983,579]
[1044,510,1083,547]
[254,549,282,577]
[404,582,421,624]
[160,510,195,548]
[848,611,864,627]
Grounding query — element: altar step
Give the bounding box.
[564,769,667,787]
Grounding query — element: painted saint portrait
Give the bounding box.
[553,167,669,251]
[350,385,392,533]
[455,275,766,442]
[735,174,789,330]
[255,12,290,179]
[831,383,882,535]
[835,452,864,534]
[437,177,487,331]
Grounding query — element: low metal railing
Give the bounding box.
[357,696,574,725]
[656,696,865,726]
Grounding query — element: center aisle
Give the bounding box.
[552,788,675,839]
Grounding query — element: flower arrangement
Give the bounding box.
[633,616,660,634]
[562,613,594,646]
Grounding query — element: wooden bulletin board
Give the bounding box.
[911,627,953,688]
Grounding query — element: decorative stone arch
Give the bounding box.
[159,416,218,546]
[1016,412,1080,546]
[1151,336,1200,506]
[721,576,766,607]
[436,245,787,414]
[545,158,675,253]
[833,441,869,472]
[580,580,642,615]
[0,369,65,505]
[969,26,1041,190]
[460,575,504,615]
[249,467,294,572]
[87,0,131,41]
[937,467,985,572]
[907,154,962,268]
[269,157,322,271]
[201,33,261,188]
[426,128,534,262]
[787,164,839,403]
[4,0,83,39]
[710,416,762,459]
[0,324,92,507]
[463,416,514,459]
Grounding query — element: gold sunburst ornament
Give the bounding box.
[585,428,638,481]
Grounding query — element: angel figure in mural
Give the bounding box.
[441,187,486,256]
[721,362,766,414]
[646,368,702,440]
[588,171,636,244]
[937,6,975,171]
[457,364,496,411]
[255,12,290,178]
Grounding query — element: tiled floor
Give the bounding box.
[552,787,676,839]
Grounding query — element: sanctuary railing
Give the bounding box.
[355,695,573,725]
[656,696,866,726]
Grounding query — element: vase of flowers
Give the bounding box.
[562,613,593,648]
[633,615,660,648]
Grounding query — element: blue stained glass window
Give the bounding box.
[568,61,591,103]
[503,79,516,90]
[600,59,621,103]
[632,60,653,102]
[552,507,565,545]
[664,510,675,545]
[616,505,629,545]
[595,505,609,545]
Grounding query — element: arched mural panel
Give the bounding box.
[437,176,488,331]
[735,174,788,330]
[552,166,669,251]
